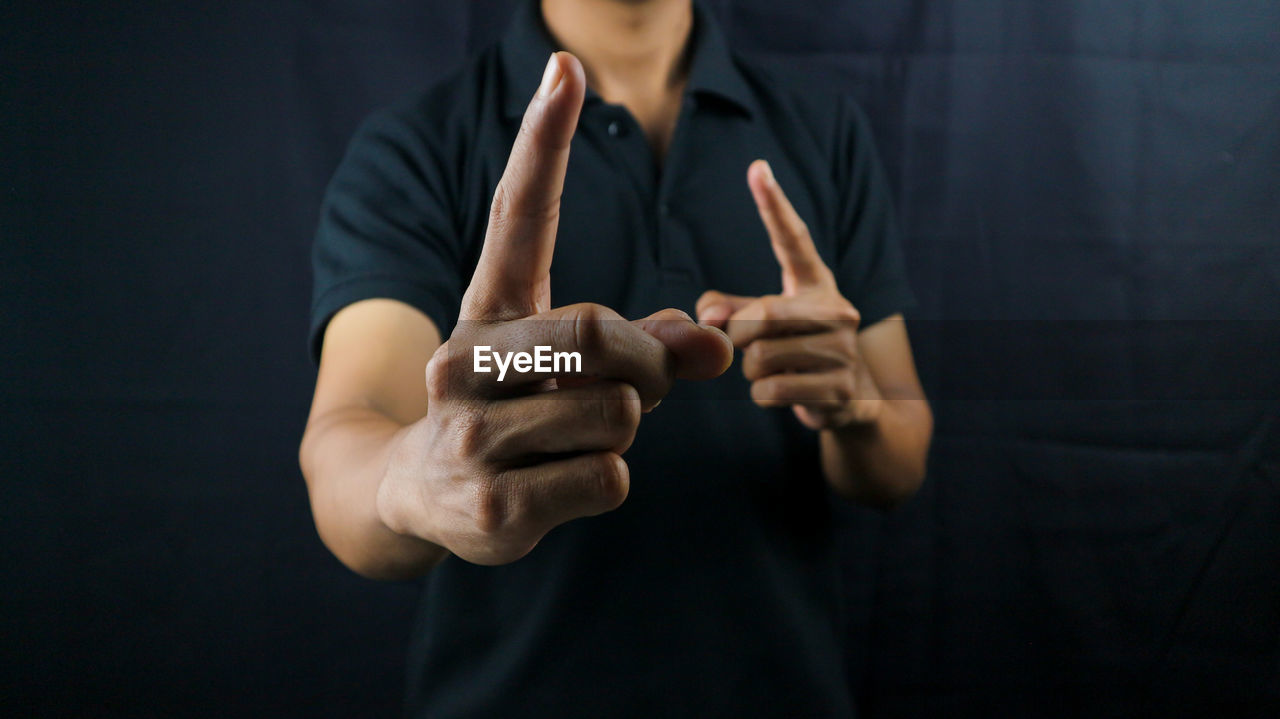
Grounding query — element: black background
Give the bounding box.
[4,1,1278,716]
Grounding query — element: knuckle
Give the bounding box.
[574,302,604,323]
[648,307,688,323]
[453,407,491,459]
[469,479,510,535]
[823,296,860,326]
[490,176,560,226]
[424,346,454,401]
[456,420,481,459]
[571,304,616,351]
[749,378,775,406]
[837,373,857,402]
[592,453,630,510]
[584,302,623,322]
[525,197,561,225]
[599,383,642,431]
[487,183,514,225]
[757,295,781,320]
[695,290,721,312]
[574,315,603,353]
[836,302,860,325]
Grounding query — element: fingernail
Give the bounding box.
[759,160,776,187]
[538,53,563,98]
[698,304,728,323]
[674,309,693,323]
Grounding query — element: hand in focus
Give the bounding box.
[697,160,882,431]
[375,52,732,566]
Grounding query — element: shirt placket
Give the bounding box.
[591,97,702,312]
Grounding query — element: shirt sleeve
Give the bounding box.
[831,97,916,328]
[309,106,465,363]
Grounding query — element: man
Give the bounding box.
[300,0,932,715]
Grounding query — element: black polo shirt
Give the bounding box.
[311,1,913,717]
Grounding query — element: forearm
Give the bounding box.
[819,398,932,505]
[299,408,447,580]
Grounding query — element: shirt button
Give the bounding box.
[607,120,626,138]
[658,202,670,216]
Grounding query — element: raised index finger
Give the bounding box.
[460,52,587,321]
[747,159,833,295]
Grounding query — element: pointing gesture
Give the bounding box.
[755,159,835,296]
[460,53,581,321]
[697,160,884,430]
[377,53,733,566]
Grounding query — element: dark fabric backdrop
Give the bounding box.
[4,1,1278,716]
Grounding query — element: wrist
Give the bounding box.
[374,421,432,541]
[831,366,885,429]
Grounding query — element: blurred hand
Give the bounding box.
[376,52,732,565]
[697,160,882,431]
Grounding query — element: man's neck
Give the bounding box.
[540,0,693,108]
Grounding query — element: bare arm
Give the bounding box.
[299,299,447,580]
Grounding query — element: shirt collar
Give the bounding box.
[499,0,755,120]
